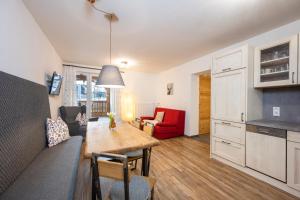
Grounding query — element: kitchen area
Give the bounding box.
[211,34,300,197]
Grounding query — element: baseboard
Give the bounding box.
[211,154,300,198]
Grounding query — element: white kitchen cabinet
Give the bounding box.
[211,119,245,144]
[211,137,245,166]
[254,35,298,88]
[246,130,286,182]
[212,69,246,123]
[211,45,262,167]
[212,46,248,74]
[287,131,300,191]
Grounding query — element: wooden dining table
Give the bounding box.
[84,121,160,176]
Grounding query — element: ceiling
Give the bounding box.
[23,0,300,72]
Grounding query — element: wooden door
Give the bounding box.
[199,75,211,134]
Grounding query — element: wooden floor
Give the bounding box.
[75,137,299,200]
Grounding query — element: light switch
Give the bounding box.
[273,107,280,117]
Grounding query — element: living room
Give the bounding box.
[1,0,300,200]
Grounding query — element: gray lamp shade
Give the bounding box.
[96,65,125,88]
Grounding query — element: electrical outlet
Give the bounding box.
[273,107,280,117]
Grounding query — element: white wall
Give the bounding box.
[0,0,63,117]
[121,70,159,118]
[156,19,300,136]
[122,70,158,104]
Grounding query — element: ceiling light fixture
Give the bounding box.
[88,0,125,88]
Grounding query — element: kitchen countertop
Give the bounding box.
[246,119,300,132]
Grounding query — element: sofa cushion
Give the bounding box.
[0,136,82,200]
[0,72,50,194]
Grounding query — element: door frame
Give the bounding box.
[190,69,211,137]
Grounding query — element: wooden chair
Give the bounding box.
[91,153,156,200]
[126,122,154,172]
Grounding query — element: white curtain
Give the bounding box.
[110,88,121,120]
[63,65,77,106]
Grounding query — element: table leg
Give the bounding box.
[142,148,149,176]
[142,148,152,176]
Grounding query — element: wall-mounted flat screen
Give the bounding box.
[49,72,63,95]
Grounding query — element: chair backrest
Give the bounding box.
[59,105,86,122]
[92,153,130,200]
[0,71,51,194]
[98,159,131,181]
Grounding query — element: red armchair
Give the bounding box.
[140,107,185,139]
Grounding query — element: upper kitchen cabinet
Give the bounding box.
[212,45,249,74]
[254,35,298,88]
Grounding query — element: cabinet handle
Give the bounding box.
[221,140,231,145]
[292,72,295,84]
[222,68,231,72]
[222,122,231,126]
[241,112,244,122]
[257,129,270,134]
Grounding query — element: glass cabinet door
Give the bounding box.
[254,35,298,88]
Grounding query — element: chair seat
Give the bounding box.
[109,176,151,200]
[125,150,143,158]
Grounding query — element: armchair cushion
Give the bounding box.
[156,122,177,127]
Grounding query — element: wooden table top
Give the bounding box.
[84,121,160,158]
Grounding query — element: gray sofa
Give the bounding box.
[0,71,82,200]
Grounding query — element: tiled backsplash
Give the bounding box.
[263,87,300,123]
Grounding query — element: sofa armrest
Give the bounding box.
[140,116,155,121]
[156,122,177,127]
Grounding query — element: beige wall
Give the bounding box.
[0,0,63,117]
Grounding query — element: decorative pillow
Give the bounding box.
[154,112,164,122]
[46,117,70,147]
[143,120,159,126]
[75,112,88,126]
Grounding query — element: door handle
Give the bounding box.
[222,68,231,72]
[241,113,244,122]
[257,129,270,134]
[222,122,231,126]
[221,140,231,145]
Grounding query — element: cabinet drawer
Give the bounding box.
[213,47,246,74]
[212,137,245,166]
[212,120,245,144]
